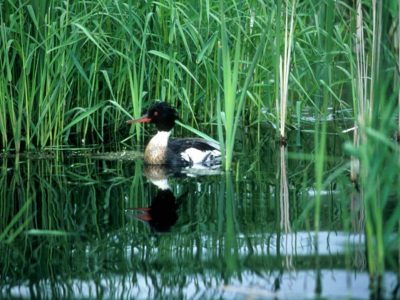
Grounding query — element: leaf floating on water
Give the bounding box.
[90,151,143,160]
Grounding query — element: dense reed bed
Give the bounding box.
[0,1,366,151]
[0,0,399,282]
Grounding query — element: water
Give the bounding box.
[0,127,399,299]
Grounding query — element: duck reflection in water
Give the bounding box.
[130,189,178,232]
[127,165,187,233]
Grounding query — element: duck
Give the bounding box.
[127,102,221,167]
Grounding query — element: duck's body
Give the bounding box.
[144,132,221,166]
[128,102,221,167]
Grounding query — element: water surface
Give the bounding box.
[0,127,398,299]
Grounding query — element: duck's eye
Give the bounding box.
[153,111,159,117]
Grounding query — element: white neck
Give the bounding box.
[144,131,172,164]
[149,131,171,147]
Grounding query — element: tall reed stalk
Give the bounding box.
[278,0,296,142]
[363,0,385,280]
[313,0,335,233]
[350,0,400,281]
[352,0,368,182]
[218,2,241,171]
[398,0,400,141]
[217,1,268,170]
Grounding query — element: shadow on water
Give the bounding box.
[0,127,399,299]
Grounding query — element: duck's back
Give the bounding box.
[167,138,221,167]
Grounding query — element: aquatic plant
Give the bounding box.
[345,0,400,282]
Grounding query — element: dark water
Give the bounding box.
[0,127,398,299]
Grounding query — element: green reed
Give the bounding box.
[277,0,296,141]
[218,2,241,171]
[313,0,337,233]
[0,1,152,150]
[0,1,393,152]
[0,1,353,151]
[346,0,400,281]
[217,1,271,170]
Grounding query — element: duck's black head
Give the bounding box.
[147,102,179,131]
[127,102,179,131]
